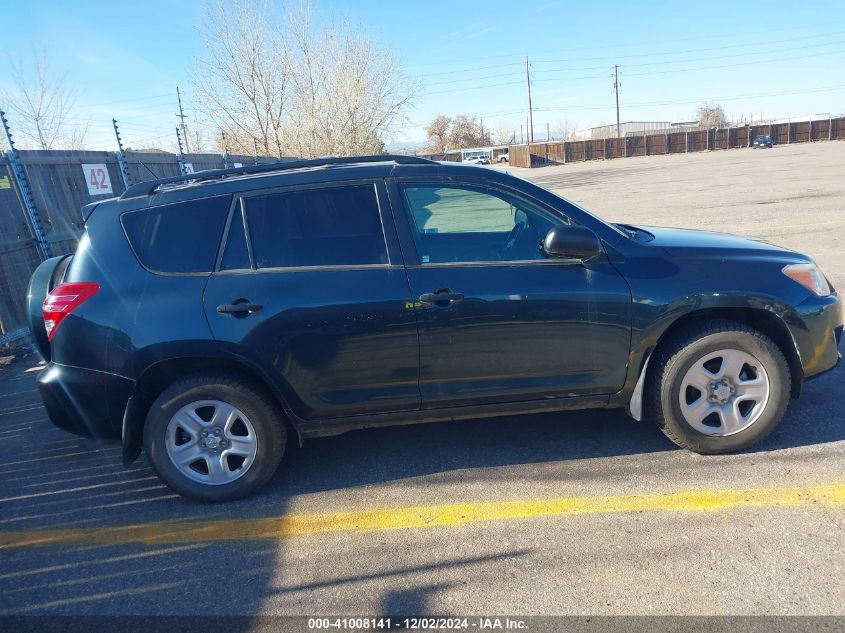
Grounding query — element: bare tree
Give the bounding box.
[193,0,417,157]
[447,114,489,149]
[696,102,728,128]
[554,118,580,141]
[491,125,514,145]
[424,115,451,152]
[424,113,490,151]
[1,53,87,149]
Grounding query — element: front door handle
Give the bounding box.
[217,302,263,316]
[419,289,464,306]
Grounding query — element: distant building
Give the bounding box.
[588,121,672,139]
[670,121,701,129]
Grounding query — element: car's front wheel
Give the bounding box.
[646,320,790,454]
[143,373,287,501]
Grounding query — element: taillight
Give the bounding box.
[42,282,99,341]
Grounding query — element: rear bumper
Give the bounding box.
[790,293,844,380]
[37,363,133,438]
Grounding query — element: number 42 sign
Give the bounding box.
[82,164,114,196]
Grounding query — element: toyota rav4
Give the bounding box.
[28,155,843,501]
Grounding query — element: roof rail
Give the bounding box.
[119,154,436,199]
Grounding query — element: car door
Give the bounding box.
[203,180,421,420]
[386,177,632,409]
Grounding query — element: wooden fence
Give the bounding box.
[0,150,282,334]
[508,117,845,168]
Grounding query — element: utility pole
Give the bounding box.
[613,65,621,139]
[112,118,132,190]
[175,86,190,154]
[252,138,259,166]
[525,56,534,144]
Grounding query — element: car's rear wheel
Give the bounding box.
[144,373,286,501]
[645,320,790,454]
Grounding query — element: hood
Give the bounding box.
[636,225,809,262]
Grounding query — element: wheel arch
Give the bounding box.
[122,356,300,466]
[626,305,803,420]
[651,307,802,395]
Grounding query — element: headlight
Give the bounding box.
[782,263,831,297]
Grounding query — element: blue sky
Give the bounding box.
[2,0,844,151]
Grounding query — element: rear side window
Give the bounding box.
[121,196,231,273]
[244,185,387,269]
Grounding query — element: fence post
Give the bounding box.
[830,116,834,142]
[787,119,791,144]
[685,132,689,152]
[808,119,812,143]
[221,132,231,169]
[643,134,648,156]
[0,109,50,260]
[175,127,188,175]
[112,118,132,190]
[706,128,711,151]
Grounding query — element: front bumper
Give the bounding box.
[37,363,134,438]
[789,292,844,380]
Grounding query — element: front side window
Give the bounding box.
[400,184,561,264]
[245,185,388,269]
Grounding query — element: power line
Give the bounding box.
[532,30,845,64]
[529,47,845,87]
[532,83,845,113]
[422,43,845,99]
[623,47,845,78]
[530,38,845,77]
[411,27,845,78]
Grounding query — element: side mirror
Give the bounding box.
[542,225,601,260]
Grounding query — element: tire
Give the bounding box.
[143,372,287,502]
[645,319,790,454]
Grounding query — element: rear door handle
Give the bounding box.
[217,302,263,315]
[419,290,464,306]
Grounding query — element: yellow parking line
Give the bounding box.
[2,483,844,550]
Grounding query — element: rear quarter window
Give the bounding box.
[121,196,232,273]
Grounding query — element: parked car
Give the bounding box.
[30,155,842,501]
[462,155,490,165]
[498,151,509,163]
[752,134,774,149]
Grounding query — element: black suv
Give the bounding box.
[28,155,843,501]
[752,134,774,149]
